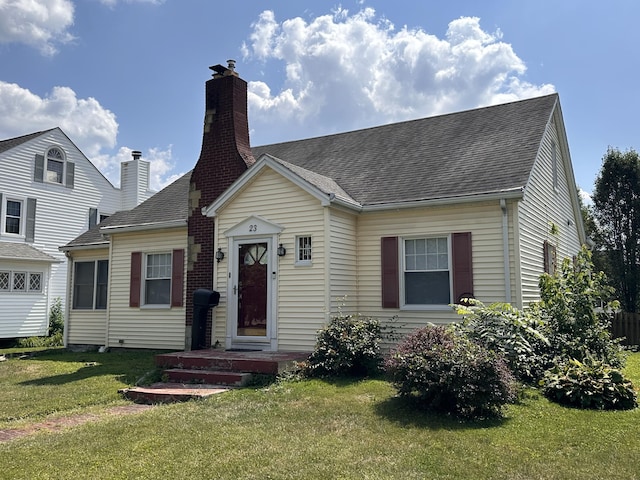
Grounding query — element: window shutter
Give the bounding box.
[543,241,557,274]
[26,198,37,243]
[34,154,44,183]
[65,162,75,188]
[171,249,184,307]
[381,236,400,308]
[452,232,473,303]
[129,252,142,307]
[89,208,98,229]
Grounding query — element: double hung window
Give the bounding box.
[145,253,172,305]
[403,237,451,305]
[73,260,108,309]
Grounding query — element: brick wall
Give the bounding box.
[186,68,255,349]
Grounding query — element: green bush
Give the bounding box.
[454,300,550,384]
[304,313,385,378]
[541,357,637,410]
[16,297,64,348]
[536,246,624,367]
[385,325,517,419]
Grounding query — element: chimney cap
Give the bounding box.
[210,60,238,78]
[131,150,142,160]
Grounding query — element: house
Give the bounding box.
[0,128,153,338]
[61,62,585,352]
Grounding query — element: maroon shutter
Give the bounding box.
[171,249,184,307]
[129,252,142,307]
[381,236,400,308]
[452,232,473,303]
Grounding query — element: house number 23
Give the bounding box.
[249,224,257,232]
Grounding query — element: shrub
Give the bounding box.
[304,313,385,378]
[541,357,637,410]
[386,325,517,419]
[453,300,550,384]
[536,246,624,367]
[16,297,64,348]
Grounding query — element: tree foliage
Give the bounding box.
[592,147,640,312]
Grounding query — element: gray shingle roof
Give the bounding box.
[62,171,192,249]
[0,242,59,262]
[0,129,56,155]
[252,94,558,206]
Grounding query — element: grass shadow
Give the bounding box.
[373,394,511,430]
[17,349,166,387]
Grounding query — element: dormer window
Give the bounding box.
[34,147,75,188]
[46,147,65,184]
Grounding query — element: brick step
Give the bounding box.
[155,351,309,374]
[119,383,230,405]
[163,368,252,387]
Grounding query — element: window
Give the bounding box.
[296,236,312,265]
[46,147,64,184]
[381,233,473,309]
[145,253,172,305]
[73,260,108,309]
[543,241,557,274]
[0,271,42,293]
[403,237,451,305]
[5,199,22,234]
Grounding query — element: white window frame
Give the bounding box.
[400,235,453,310]
[0,270,42,293]
[72,260,108,310]
[3,197,25,237]
[144,252,172,306]
[46,147,66,184]
[295,235,312,266]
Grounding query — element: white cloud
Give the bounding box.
[93,145,180,191]
[243,9,555,143]
[579,188,593,206]
[98,0,164,6]
[0,81,117,157]
[0,0,75,55]
[0,81,179,192]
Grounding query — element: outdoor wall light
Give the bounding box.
[215,247,225,263]
[277,244,287,257]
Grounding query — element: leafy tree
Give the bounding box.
[592,147,640,312]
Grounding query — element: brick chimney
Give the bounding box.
[186,60,255,349]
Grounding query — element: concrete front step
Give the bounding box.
[163,368,252,387]
[119,383,230,404]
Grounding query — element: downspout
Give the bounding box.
[500,199,512,303]
[63,252,72,347]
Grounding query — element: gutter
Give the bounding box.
[360,189,524,212]
[500,198,512,303]
[99,219,186,234]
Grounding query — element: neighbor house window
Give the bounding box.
[145,253,172,305]
[403,237,451,305]
[0,271,42,293]
[5,199,22,234]
[46,147,65,184]
[296,236,312,265]
[73,260,108,309]
[0,271,9,291]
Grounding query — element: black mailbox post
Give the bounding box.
[192,288,220,350]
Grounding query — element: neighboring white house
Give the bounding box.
[0,128,153,338]
[61,64,587,353]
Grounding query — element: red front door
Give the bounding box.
[237,242,268,337]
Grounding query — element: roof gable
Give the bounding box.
[0,129,57,155]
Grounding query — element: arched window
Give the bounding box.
[46,147,65,183]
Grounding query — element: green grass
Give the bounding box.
[0,351,639,479]
[0,349,160,428]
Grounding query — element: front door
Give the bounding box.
[237,241,268,338]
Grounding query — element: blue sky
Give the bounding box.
[1,0,638,198]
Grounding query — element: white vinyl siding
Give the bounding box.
[0,260,51,338]
[214,168,326,352]
[66,249,109,345]
[356,201,508,337]
[328,208,358,314]
[107,229,187,349]
[517,119,583,307]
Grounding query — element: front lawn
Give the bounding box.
[0,350,638,479]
